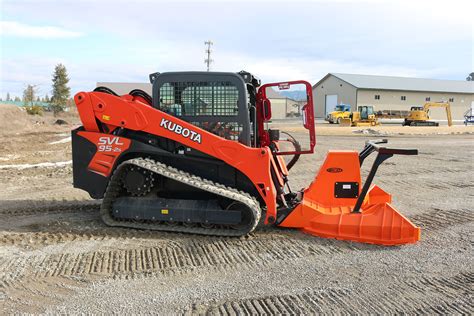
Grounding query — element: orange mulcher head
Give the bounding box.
[279,139,421,246]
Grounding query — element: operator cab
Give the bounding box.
[334,104,351,112]
[150,71,254,146]
[359,105,374,120]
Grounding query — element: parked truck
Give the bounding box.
[325,104,351,124]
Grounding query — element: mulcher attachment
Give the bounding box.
[280,140,421,246]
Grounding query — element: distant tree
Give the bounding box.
[44,94,50,103]
[51,63,71,115]
[6,92,11,101]
[14,96,21,102]
[23,84,38,107]
[36,96,41,102]
[0,97,2,102]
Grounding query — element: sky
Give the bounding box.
[0,0,473,99]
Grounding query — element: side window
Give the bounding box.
[159,83,182,116]
[157,80,245,143]
[211,84,239,116]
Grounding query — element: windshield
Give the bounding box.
[334,105,345,111]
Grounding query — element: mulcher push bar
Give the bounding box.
[353,139,418,214]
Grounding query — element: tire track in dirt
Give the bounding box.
[1,205,471,286]
[411,208,473,231]
[0,228,160,247]
[378,177,473,193]
[381,166,467,177]
[0,200,100,216]
[0,212,166,247]
[1,277,80,314]
[425,182,474,191]
[0,236,353,288]
[192,272,473,315]
[377,178,420,188]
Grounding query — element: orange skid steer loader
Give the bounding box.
[72,71,420,246]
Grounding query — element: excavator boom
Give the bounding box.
[423,102,452,126]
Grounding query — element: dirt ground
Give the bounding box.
[0,105,473,314]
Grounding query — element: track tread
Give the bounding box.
[101,158,261,237]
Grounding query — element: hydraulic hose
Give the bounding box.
[94,86,119,96]
[281,131,301,171]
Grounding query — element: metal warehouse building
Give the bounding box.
[313,73,474,120]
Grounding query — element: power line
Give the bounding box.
[204,40,213,72]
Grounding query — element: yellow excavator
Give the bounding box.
[403,101,452,127]
[340,105,379,127]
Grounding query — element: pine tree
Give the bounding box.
[14,96,21,102]
[6,92,11,101]
[51,63,71,115]
[44,94,50,103]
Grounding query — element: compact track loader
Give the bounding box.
[72,71,420,245]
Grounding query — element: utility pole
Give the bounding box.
[204,40,213,71]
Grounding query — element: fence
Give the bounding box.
[0,101,51,107]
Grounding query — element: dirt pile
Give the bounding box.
[0,104,41,134]
[0,104,81,136]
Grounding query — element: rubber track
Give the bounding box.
[101,158,261,236]
[192,272,473,315]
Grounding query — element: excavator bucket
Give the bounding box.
[279,140,420,246]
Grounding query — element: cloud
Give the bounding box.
[0,0,471,98]
[0,21,83,39]
[1,50,446,99]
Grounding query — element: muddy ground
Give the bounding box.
[0,111,473,313]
